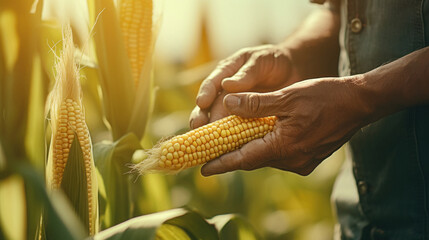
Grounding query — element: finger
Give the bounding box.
[221,58,258,93]
[189,107,209,129]
[209,92,229,122]
[268,157,321,176]
[201,133,275,176]
[196,55,246,109]
[223,91,285,118]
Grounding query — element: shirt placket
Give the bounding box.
[346,0,363,75]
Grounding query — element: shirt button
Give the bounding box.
[350,18,363,33]
[358,180,369,195]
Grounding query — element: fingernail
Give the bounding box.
[190,119,194,129]
[225,95,241,110]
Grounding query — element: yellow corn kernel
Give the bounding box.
[120,0,153,87]
[135,115,277,174]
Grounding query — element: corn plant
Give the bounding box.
[0,1,88,239]
[0,0,271,239]
[88,0,155,141]
[44,26,99,236]
[86,0,164,229]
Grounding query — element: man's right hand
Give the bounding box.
[200,75,370,176]
[190,44,302,129]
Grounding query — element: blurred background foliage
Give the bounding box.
[0,0,345,239]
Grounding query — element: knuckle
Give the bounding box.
[237,150,253,170]
[252,52,264,61]
[220,50,247,67]
[274,92,286,108]
[247,94,261,113]
[295,143,311,156]
[218,58,231,67]
[218,64,236,77]
[218,156,232,169]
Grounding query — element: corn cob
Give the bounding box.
[46,26,98,235]
[120,0,153,87]
[135,115,277,174]
[51,99,91,189]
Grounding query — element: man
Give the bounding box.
[189,0,429,239]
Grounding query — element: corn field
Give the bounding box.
[0,0,344,239]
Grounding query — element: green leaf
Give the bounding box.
[78,58,105,131]
[165,210,218,240]
[42,190,88,240]
[24,171,43,240]
[0,21,5,131]
[209,214,260,240]
[0,143,5,173]
[156,224,190,240]
[132,173,171,215]
[94,208,218,240]
[96,168,108,228]
[0,223,5,240]
[0,174,26,240]
[0,8,46,239]
[127,59,155,139]
[14,161,86,240]
[94,133,142,228]
[1,9,39,160]
[60,133,90,235]
[88,0,135,140]
[94,209,186,240]
[25,54,46,173]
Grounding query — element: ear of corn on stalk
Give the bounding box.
[120,0,153,87]
[45,26,98,235]
[134,115,277,174]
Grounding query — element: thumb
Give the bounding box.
[223,91,284,118]
[221,60,257,93]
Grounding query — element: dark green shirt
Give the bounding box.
[329,0,429,239]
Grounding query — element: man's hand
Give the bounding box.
[201,76,371,176]
[189,6,344,176]
[190,5,341,129]
[190,44,302,129]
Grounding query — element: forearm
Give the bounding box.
[279,5,340,79]
[356,47,429,123]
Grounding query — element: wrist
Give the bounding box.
[357,47,429,124]
[350,71,403,125]
[277,8,340,79]
[346,74,382,125]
